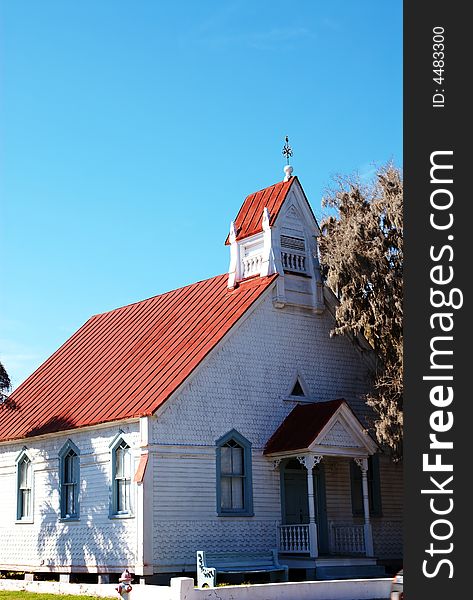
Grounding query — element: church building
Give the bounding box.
[0,165,402,583]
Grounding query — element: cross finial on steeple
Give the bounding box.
[282,136,294,181]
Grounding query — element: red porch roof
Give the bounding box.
[1,274,276,442]
[263,399,346,454]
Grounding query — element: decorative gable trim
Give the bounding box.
[309,404,378,456]
[317,419,363,448]
[285,204,299,220]
[264,399,378,458]
[275,180,320,236]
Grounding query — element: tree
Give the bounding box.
[318,163,403,461]
[1,360,12,404]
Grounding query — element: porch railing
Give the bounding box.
[329,522,366,555]
[278,524,311,553]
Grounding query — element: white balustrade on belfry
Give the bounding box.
[281,251,306,274]
[242,254,263,278]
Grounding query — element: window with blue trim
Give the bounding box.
[17,452,33,521]
[59,441,80,519]
[216,431,253,516]
[112,439,133,516]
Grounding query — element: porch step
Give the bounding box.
[315,564,386,580]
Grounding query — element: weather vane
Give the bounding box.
[282,136,293,165]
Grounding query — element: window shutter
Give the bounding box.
[350,460,363,516]
[350,455,383,517]
[369,454,383,517]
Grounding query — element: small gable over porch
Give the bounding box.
[264,400,379,566]
[264,399,378,459]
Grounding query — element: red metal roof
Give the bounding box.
[225,177,296,245]
[225,176,320,245]
[1,274,276,442]
[263,399,346,454]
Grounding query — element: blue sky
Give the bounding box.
[0,0,402,388]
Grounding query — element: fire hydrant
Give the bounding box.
[115,569,133,597]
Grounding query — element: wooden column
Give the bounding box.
[356,457,374,557]
[297,454,322,558]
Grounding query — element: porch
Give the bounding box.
[264,400,383,578]
[278,521,367,556]
[277,519,383,577]
[274,455,375,559]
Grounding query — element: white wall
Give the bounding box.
[150,291,389,570]
[152,292,372,448]
[0,422,140,573]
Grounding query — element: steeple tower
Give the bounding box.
[226,167,325,313]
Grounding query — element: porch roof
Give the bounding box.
[263,399,378,456]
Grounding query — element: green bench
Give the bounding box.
[196,550,289,588]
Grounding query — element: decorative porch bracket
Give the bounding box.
[354,457,375,557]
[296,454,323,558]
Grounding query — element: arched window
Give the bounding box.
[59,441,80,519]
[216,430,253,516]
[16,450,33,521]
[110,437,133,516]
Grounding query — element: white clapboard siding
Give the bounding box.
[153,451,280,520]
[379,454,403,517]
[152,295,374,451]
[251,457,281,517]
[0,423,140,572]
[152,448,282,567]
[324,457,353,521]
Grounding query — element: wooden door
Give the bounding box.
[283,469,309,524]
